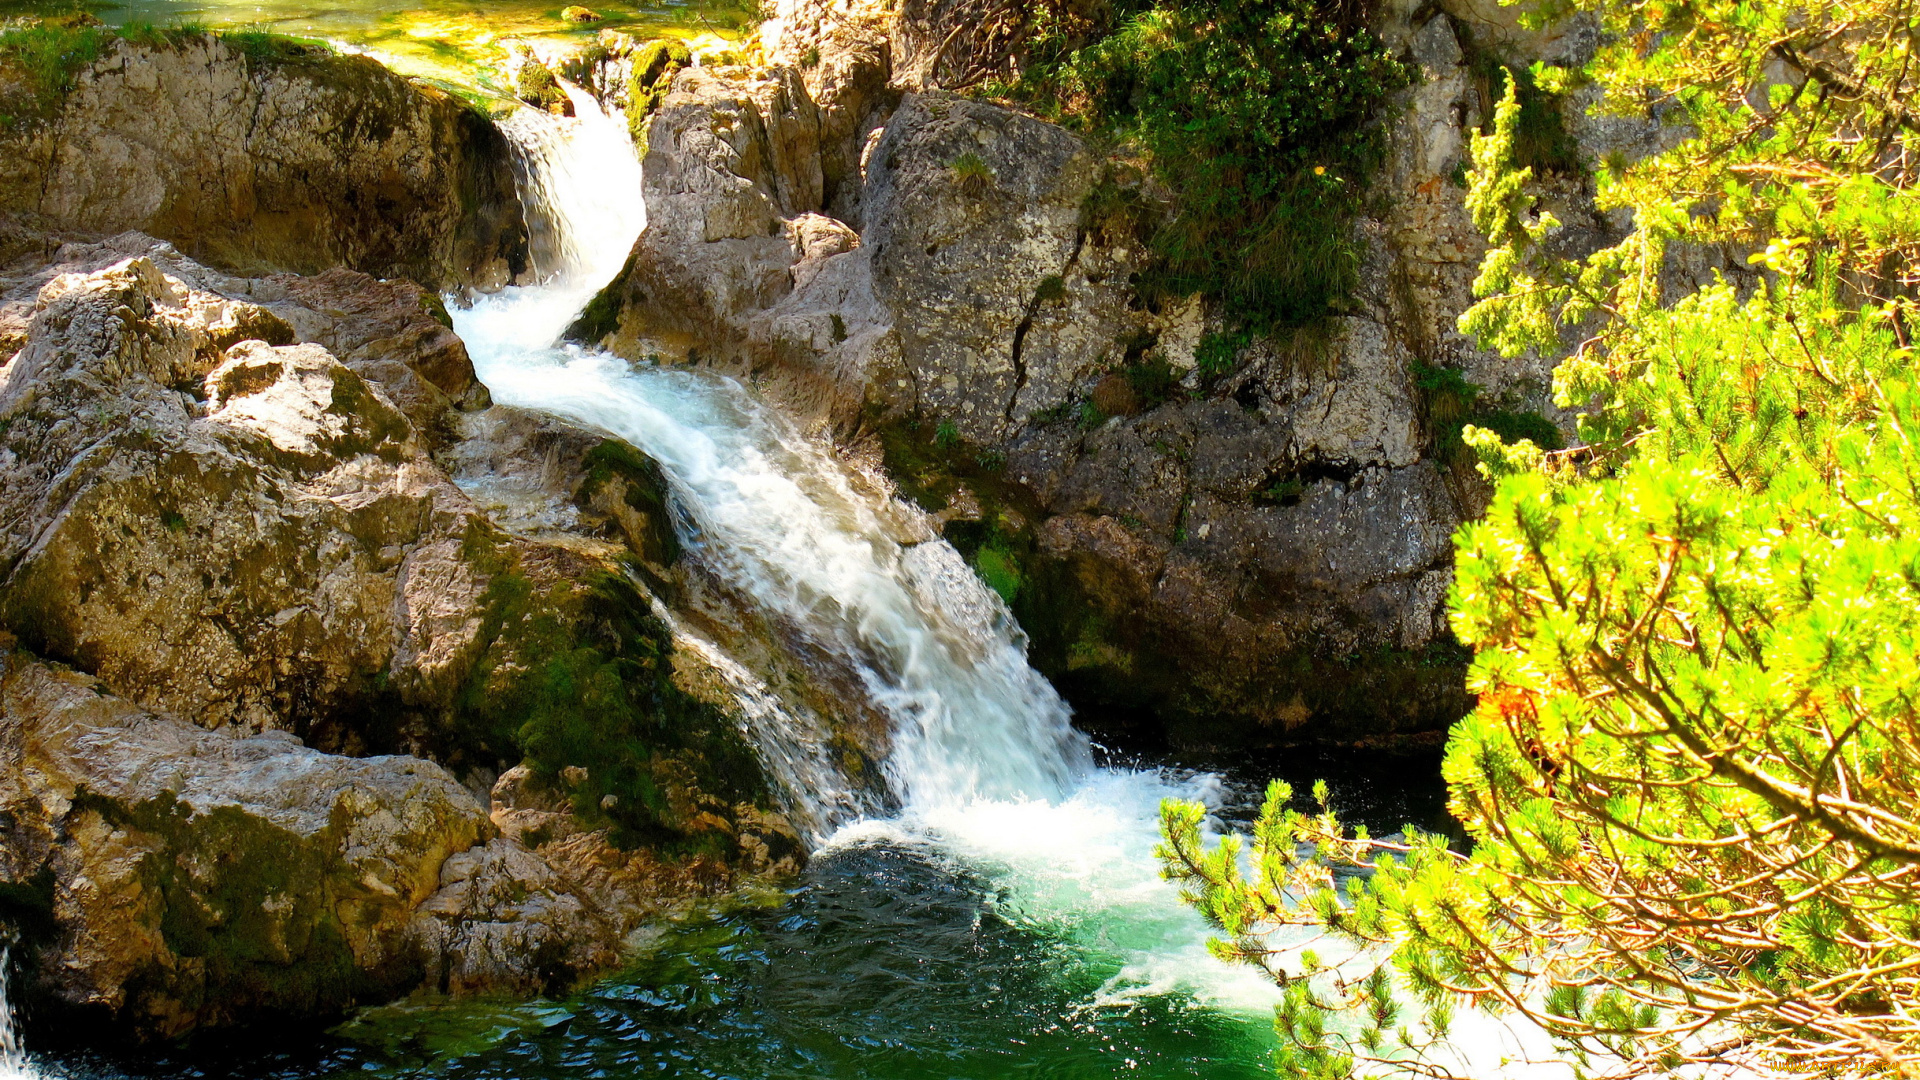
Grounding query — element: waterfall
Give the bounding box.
[0,944,38,1080]
[457,84,1289,1031]
[461,90,1091,829]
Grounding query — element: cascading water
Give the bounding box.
[462,87,1093,823]
[450,84,1285,1019]
[0,944,40,1080]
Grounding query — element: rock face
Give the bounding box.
[0,645,759,1038]
[0,247,484,747]
[0,34,527,290]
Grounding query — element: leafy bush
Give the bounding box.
[1002,0,1408,328]
[1411,360,1561,476]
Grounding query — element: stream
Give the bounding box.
[21,64,1468,1080]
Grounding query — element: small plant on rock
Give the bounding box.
[949,152,995,195]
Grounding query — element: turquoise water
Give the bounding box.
[47,750,1445,1080]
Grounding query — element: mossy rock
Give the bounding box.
[625,38,691,153]
[452,529,769,854]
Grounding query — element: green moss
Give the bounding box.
[626,39,692,152]
[514,55,568,112]
[77,789,377,1020]
[974,544,1023,604]
[454,547,765,853]
[565,254,634,343]
[419,291,455,329]
[1034,275,1068,304]
[871,410,1046,609]
[579,436,682,565]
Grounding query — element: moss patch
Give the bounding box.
[578,436,681,566]
[626,38,691,154]
[453,532,766,853]
[873,411,1044,609]
[76,788,390,1026]
[564,253,635,344]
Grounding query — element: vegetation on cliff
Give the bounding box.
[993,0,1408,328]
[1159,0,1920,1074]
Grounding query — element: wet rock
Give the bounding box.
[0,34,526,289]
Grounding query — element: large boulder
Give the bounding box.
[564,0,1690,749]
[0,253,483,747]
[0,246,797,848]
[0,32,526,289]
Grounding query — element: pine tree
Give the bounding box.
[1158,0,1920,1074]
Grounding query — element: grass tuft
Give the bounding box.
[949,151,995,195]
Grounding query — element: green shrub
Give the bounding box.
[1411,361,1561,474]
[1463,32,1582,176]
[1005,0,1409,329]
